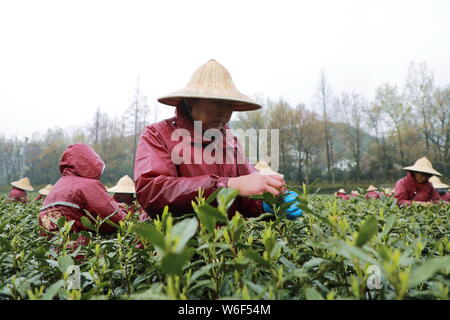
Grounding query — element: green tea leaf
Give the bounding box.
[161,251,190,275]
[131,223,166,251]
[171,217,198,252]
[356,216,378,247]
[197,204,228,223]
[57,255,74,274]
[305,287,324,300]
[408,256,450,288]
[244,249,271,268]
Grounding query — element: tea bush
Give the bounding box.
[0,186,449,300]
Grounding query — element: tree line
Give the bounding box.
[0,62,448,190]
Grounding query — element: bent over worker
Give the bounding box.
[134,59,302,220]
[429,176,450,202]
[8,177,34,203]
[394,157,441,207]
[38,143,127,235]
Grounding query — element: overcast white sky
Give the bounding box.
[0,0,449,139]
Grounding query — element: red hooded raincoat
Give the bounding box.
[38,143,127,234]
[8,187,28,203]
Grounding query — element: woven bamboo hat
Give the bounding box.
[337,188,346,194]
[351,190,360,196]
[367,185,378,192]
[107,175,135,194]
[254,161,284,177]
[11,177,34,192]
[158,59,262,112]
[38,184,53,196]
[403,157,442,177]
[429,176,449,189]
[383,187,393,195]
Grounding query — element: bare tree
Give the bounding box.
[315,71,335,183]
[406,62,435,153]
[126,78,150,170]
[335,92,366,181]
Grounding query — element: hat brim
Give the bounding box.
[11,182,34,192]
[107,186,135,194]
[432,183,450,189]
[158,94,261,112]
[403,166,442,177]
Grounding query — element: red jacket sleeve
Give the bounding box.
[235,160,264,217]
[394,179,412,207]
[81,181,127,233]
[134,126,229,217]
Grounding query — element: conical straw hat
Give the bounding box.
[11,177,34,191]
[403,157,442,177]
[367,185,378,192]
[107,175,135,194]
[158,59,262,112]
[39,184,53,196]
[254,161,284,177]
[337,188,346,194]
[383,188,393,194]
[429,176,449,189]
[351,190,360,195]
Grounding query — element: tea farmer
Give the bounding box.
[349,190,360,198]
[34,184,53,201]
[381,187,394,197]
[134,59,302,220]
[8,177,34,203]
[394,157,441,207]
[107,175,149,222]
[429,176,450,202]
[335,188,350,200]
[38,143,127,236]
[365,185,380,199]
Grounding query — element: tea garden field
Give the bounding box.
[0,186,449,300]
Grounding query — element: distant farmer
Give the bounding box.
[34,184,53,201]
[349,190,360,198]
[394,157,441,207]
[335,189,350,200]
[365,185,380,199]
[429,176,450,202]
[134,59,302,220]
[8,177,34,203]
[38,143,127,235]
[381,187,394,197]
[107,175,149,221]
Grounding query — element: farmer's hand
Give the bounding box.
[228,173,285,196]
[416,201,433,208]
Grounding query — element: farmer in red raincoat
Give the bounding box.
[429,176,450,202]
[349,190,360,198]
[34,184,53,202]
[365,185,381,199]
[335,189,350,200]
[394,157,441,207]
[107,175,149,222]
[8,177,34,203]
[134,59,303,220]
[38,143,127,236]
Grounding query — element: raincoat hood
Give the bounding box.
[59,143,105,179]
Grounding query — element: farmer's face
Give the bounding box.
[116,193,134,203]
[413,172,431,184]
[190,99,234,131]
